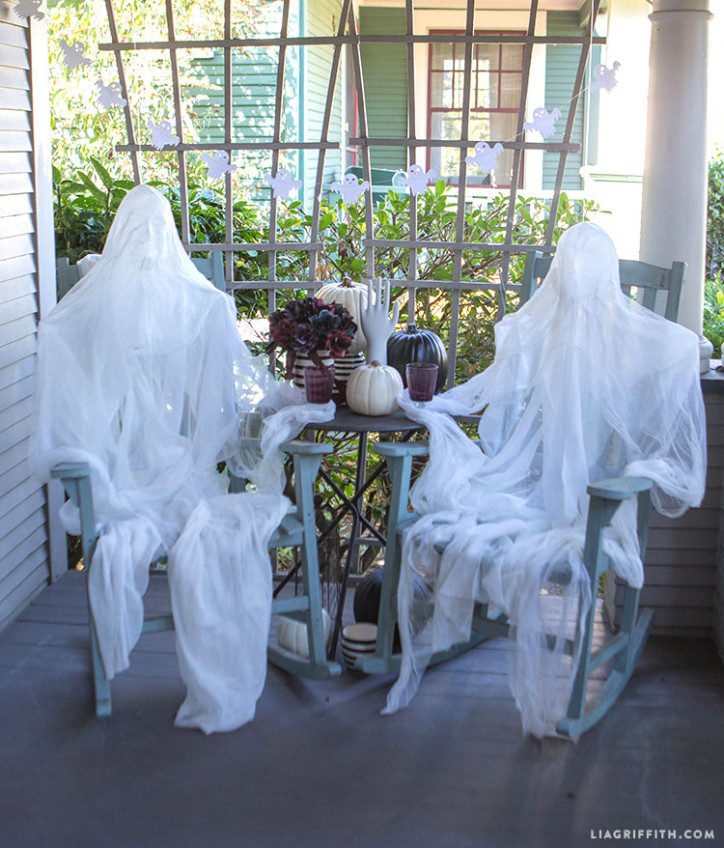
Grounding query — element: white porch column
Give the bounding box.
[639,0,712,350]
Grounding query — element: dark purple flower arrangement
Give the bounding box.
[267,296,357,375]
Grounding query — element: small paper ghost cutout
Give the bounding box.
[395,164,437,197]
[201,151,237,180]
[591,61,621,93]
[95,79,127,111]
[330,173,369,205]
[14,0,44,22]
[465,141,504,173]
[265,168,302,199]
[524,107,562,140]
[60,39,90,71]
[147,120,180,151]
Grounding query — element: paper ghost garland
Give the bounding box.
[265,168,302,199]
[95,79,127,111]
[394,164,437,197]
[465,141,504,173]
[14,0,44,21]
[330,173,369,205]
[60,39,91,71]
[147,120,180,151]
[591,62,621,93]
[201,151,237,180]
[524,107,562,140]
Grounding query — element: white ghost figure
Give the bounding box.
[330,173,369,205]
[201,151,237,180]
[147,120,180,151]
[95,79,127,111]
[14,0,44,21]
[264,168,302,199]
[590,61,621,93]
[465,141,504,173]
[395,164,437,197]
[523,107,562,140]
[60,39,91,71]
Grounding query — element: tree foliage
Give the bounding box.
[704,149,724,354]
[48,0,262,182]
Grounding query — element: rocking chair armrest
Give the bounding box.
[280,440,333,457]
[50,461,92,480]
[587,476,652,502]
[373,440,430,459]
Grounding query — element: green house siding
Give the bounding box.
[303,0,344,207]
[358,7,407,172]
[184,0,352,206]
[183,0,300,189]
[542,12,585,191]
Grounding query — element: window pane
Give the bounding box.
[489,111,517,143]
[431,43,453,72]
[453,68,465,109]
[475,68,497,109]
[430,72,443,107]
[433,112,462,141]
[475,44,499,73]
[430,67,457,109]
[501,44,524,71]
[500,73,521,110]
[468,113,491,141]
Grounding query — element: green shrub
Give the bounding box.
[54,168,597,374]
[704,150,724,355]
[708,149,724,279]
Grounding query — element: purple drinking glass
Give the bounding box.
[406,362,438,402]
[304,364,335,404]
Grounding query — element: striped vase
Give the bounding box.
[332,351,365,405]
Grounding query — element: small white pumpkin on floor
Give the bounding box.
[346,361,403,416]
[276,609,332,659]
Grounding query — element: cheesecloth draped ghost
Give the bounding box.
[384,222,706,737]
[32,184,334,734]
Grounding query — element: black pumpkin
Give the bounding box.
[353,568,385,624]
[387,323,448,393]
[353,567,430,645]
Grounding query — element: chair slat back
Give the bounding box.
[520,251,686,322]
[56,251,227,300]
[56,257,81,301]
[191,251,226,292]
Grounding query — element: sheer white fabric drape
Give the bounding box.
[384,222,706,737]
[33,185,333,733]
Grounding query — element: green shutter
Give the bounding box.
[304,0,345,206]
[183,0,300,195]
[359,7,407,172]
[542,11,585,191]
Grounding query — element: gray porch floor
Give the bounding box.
[1,571,723,848]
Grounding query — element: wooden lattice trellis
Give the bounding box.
[101,0,604,383]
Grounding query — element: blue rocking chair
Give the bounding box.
[51,439,339,719]
[362,256,687,738]
[50,254,340,720]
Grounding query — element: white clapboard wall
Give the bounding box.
[0,2,64,632]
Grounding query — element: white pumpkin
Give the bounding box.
[276,610,332,659]
[346,361,403,417]
[316,280,368,353]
